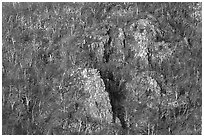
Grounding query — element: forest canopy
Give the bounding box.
[2,2,202,135]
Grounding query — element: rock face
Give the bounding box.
[99,70,128,129]
[35,67,113,134]
[81,68,113,123]
[124,71,157,130]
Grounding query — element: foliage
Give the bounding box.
[2,2,202,135]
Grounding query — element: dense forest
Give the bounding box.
[2,2,202,135]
